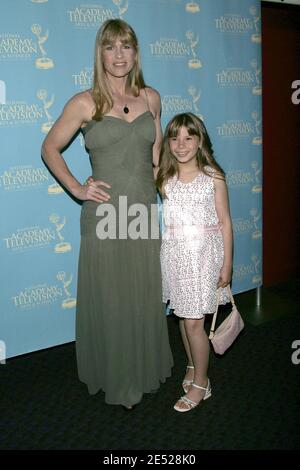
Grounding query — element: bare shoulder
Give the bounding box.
[145,86,160,103]
[204,165,224,180]
[214,171,225,182]
[64,90,95,121]
[213,173,227,194]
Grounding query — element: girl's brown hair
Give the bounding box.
[92,19,146,121]
[156,113,225,197]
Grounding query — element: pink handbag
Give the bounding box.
[209,286,244,355]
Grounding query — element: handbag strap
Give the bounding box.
[209,285,236,339]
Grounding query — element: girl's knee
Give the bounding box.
[184,318,204,332]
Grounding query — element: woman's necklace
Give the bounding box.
[123,104,129,114]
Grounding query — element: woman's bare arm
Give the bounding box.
[146,87,163,174]
[41,92,110,202]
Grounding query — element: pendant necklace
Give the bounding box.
[123,104,129,114]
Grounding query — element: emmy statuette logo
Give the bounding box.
[249,6,261,43]
[251,254,262,285]
[31,24,54,69]
[188,86,203,119]
[186,2,200,13]
[37,89,54,133]
[56,272,76,309]
[251,112,262,145]
[48,183,64,194]
[250,208,262,239]
[49,214,71,253]
[48,179,64,195]
[251,161,262,193]
[186,31,201,69]
[112,0,128,19]
[250,59,262,95]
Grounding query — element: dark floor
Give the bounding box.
[235,278,300,326]
[0,279,299,455]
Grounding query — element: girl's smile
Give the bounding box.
[169,126,200,166]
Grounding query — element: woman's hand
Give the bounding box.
[217,264,232,288]
[73,177,111,203]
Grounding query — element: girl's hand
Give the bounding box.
[73,177,111,203]
[217,265,232,288]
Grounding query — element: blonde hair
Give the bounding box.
[92,19,146,121]
[156,113,225,198]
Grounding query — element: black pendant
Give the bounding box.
[123,106,129,114]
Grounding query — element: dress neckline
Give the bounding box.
[176,173,201,185]
[81,110,154,135]
[102,110,154,124]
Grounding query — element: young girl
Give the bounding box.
[156,113,233,413]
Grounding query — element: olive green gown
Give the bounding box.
[76,111,173,407]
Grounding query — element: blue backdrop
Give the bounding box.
[0,0,262,359]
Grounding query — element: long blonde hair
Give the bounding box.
[92,19,146,121]
[156,113,225,197]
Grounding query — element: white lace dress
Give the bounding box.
[160,168,230,318]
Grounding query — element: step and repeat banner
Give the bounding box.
[0,0,262,359]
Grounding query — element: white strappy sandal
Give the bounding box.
[174,379,212,413]
[182,365,194,393]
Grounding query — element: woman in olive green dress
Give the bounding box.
[41,19,173,408]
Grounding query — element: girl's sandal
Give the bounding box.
[174,379,212,413]
[182,365,194,393]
